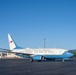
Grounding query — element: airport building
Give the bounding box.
[0,52,21,58]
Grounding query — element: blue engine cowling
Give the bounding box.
[32,55,42,61]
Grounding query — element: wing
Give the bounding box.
[0,48,33,56]
[0,48,11,52]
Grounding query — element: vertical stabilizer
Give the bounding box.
[8,34,16,50]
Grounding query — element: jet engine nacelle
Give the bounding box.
[32,55,43,61]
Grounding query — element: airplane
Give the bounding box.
[0,34,74,62]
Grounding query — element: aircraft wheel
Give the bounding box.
[38,60,41,62]
[52,58,55,60]
[62,59,64,62]
[30,58,33,62]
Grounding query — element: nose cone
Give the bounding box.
[67,52,74,57]
[63,52,74,58]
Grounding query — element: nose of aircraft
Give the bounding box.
[67,52,74,57]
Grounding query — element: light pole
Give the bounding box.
[44,38,46,48]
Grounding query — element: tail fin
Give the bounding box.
[8,34,23,50]
[8,34,16,50]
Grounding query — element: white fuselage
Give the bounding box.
[12,48,68,56]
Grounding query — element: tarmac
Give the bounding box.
[0,58,76,75]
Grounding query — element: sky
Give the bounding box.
[0,0,76,49]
